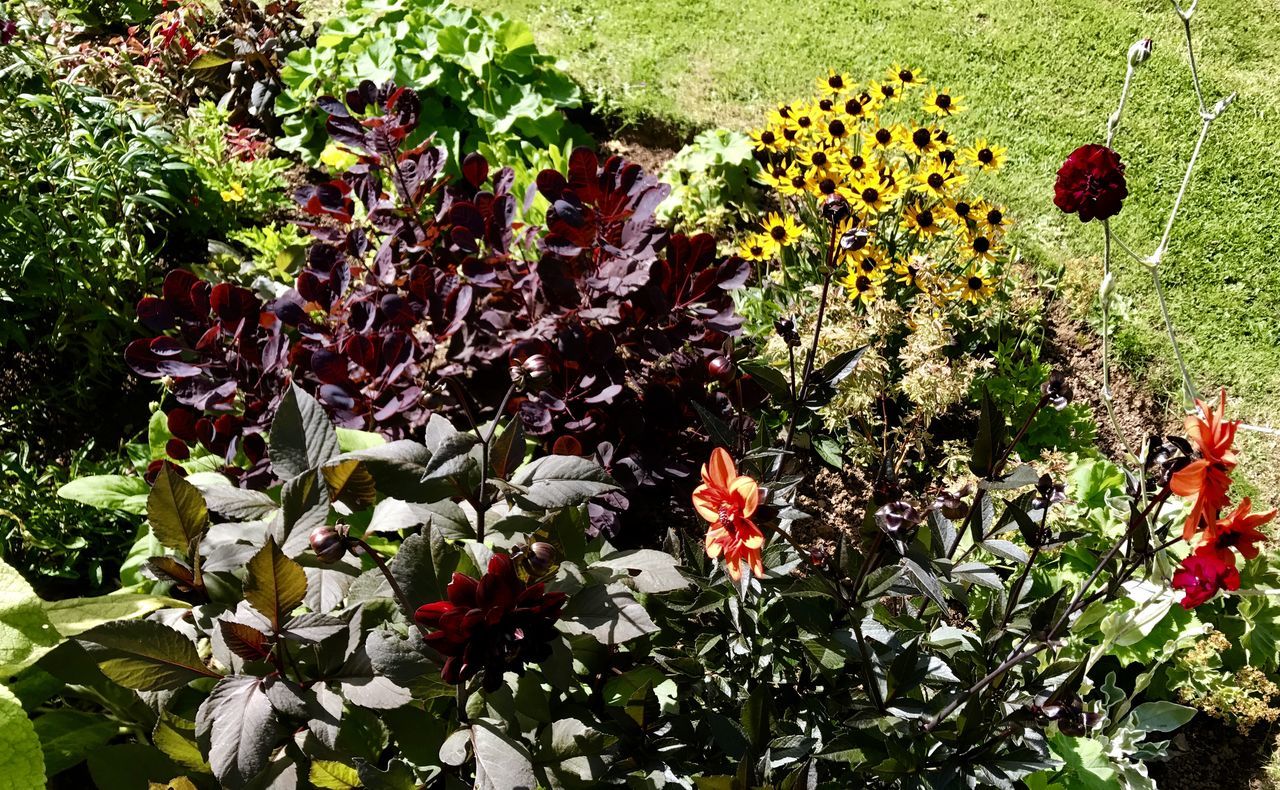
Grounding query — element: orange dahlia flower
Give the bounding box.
[1171,389,1239,541]
[692,448,765,581]
[1195,497,1274,568]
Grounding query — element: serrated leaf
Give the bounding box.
[508,455,618,510]
[79,620,220,690]
[244,538,307,632]
[0,558,61,675]
[310,760,361,789]
[196,676,281,789]
[901,558,948,612]
[147,465,208,554]
[153,713,209,774]
[593,550,688,594]
[472,719,536,790]
[489,420,526,481]
[219,621,272,662]
[270,384,340,480]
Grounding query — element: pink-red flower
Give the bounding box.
[414,554,566,691]
[1170,389,1239,540]
[1172,551,1240,609]
[1053,144,1128,222]
[692,448,765,582]
[1195,497,1274,568]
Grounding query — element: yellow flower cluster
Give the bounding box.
[742,66,1011,309]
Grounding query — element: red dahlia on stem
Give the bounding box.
[1171,551,1240,609]
[1053,144,1128,222]
[414,554,566,691]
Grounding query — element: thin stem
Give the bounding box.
[780,220,841,457]
[1173,0,1207,113]
[353,538,429,639]
[922,645,1048,732]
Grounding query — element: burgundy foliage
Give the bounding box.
[126,80,749,530]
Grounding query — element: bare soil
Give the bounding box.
[1151,717,1277,789]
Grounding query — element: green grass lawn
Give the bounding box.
[471,0,1280,488]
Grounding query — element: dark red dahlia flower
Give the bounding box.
[415,554,566,691]
[1053,144,1128,222]
[1171,551,1240,609]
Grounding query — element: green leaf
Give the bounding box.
[337,427,386,452]
[33,709,116,776]
[0,684,45,788]
[57,475,150,514]
[152,712,209,774]
[508,455,618,510]
[244,538,308,632]
[0,558,61,676]
[593,550,688,594]
[1126,701,1195,734]
[559,583,658,644]
[189,51,233,69]
[44,594,186,637]
[270,384,340,480]
[1045,733,1117,790]
[147,464,209,554]
[472,718,536,790]
[78,619,220,691]
[311,760,362,789]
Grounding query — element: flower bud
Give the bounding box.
[1041,370,1073,411]
[876,500,923,539]
[1031,474,1067,511]
[510,354,552,392]
[527,542,557,577]
[1127,38,1154,67]
[774,317,801,348]
[310,526,348,564]
[821,193,850,224]
[934,487,970,520]
[707,355,735,383]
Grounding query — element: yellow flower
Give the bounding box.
[963,230,1000,263]
[944,196,979,226]
[868,80,901,104]
[915,161,967,199]
[887,64,927,88]
[789,103,820,138]
[840,93,873,123]
[821,114,854,143]
[818,70,854,96]
[762,213,805,247]
[738,233,778,262]
[894,255,932,289]
[219,182,247,203]
[851,245,891,276]
[964,139,1007,171]
[845,176,895,214]
[750,126,786,154]
[319,143,358,172]
[796,143,837,173]
[923,87,965,116]
[955,267,995,303]
[767,104,795,126]
[864,123,904,156]
[806,169,845,198]
[774,164,812,197]
[978,202,1011,236]
[901,202,945,237]
[905,125,943,156]
[841,269,886,306]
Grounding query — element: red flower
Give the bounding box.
[414,554,566,691]
[1196,497,1274,568]
[692,448,765,581]
[1171,552,1240,609]
[1170,390,1239,540]
[1053,144,1129,222]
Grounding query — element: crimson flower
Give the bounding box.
[1053,144,1128,222]
[1170,389,1239,540]
[1196,497,1274,568]
[414,554,566,691]
[1172,551,1240,609]
[692,448,765,582]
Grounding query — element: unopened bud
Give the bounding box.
[310,526,348,564]
[1041,370,1073,411]
[707,355,735,383]
[821,193,850,224]
[1098,272,1115,306]
[876,500,922,539]
[527,542,557,577]
[1127,38,1154,67]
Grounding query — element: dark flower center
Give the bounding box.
[939,150,956,167]
[973,236,991,253]
[927,173,945,189]
[968,276,983,291]
[818,98,834,112]
[912,128,931,148]
[797,115,812,128]
[876,128,893,145]
[844,98,864,116]
[987,209,1003,225]
[828,119,847,137]
[783,127,799,141]
[828,75,844,89]
[935,94,951,109]
[750,244,764,256]
[791,175,807,189]
[850,155,865,170]
[771,225,788,241]
[778,105,792,119]
[978,147,994,163]
[954,201,971,217]
[861,187,880,203]
[819,178,836,194]
[761,130,776,145]
[918,210,934,227]
[880,84,895,98]
[811,151,828,167]
[899,69,914,82]
[857,275,873,291]
[936,130,950,144]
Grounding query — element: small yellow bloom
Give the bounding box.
[737,233,778,262]
[944,196,980,226]
[851,245,891,276]
[840,268,886,306]
[789,103,820,138]
[887,64,927,88]
[774,164,812,197]
[864,123,904,155]
[219,182,247,203]
[762,213,806,247]
[901,202,945,237]
[955,267,995,303]
[915,161,967,199]
[977,201,1011,236]
[964,139,1007,171]
[867,80,901,104]
[750,126,786,154]
[905,125,943,156]
[818,70,854,96]
[805,169,845,198]
[894,255,932,289]
[319,142,359,172]
[923,88,965,117]
[963,230,1000,263]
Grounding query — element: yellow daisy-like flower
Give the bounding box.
[901,202,945,237]
[737,233,778,262]
[964,139,1007,171]
[775,165,812,198]
[978,202,1011,236]
[894,255,932,289]
[758,162,792,191]
[905,125,943,156]
[796,143,837,173]
[868,79,901,104]
[851,245,891,276]
[843,150,871,180]
[840,93,873,123]
[750,126,786,154]
[806,169,845,198]
[821,114,854,143]
[944,196,979,226]
[762,213,805,247]
[887,64,927,88]
[815,96,838,114]
[841,269,886,306]
[915,161,967,199]
[923,87,965,116]
[955,268,995,303]
[789,103,820,137]
[845,176,895,214]
[818,69,854,96]
[963,230,1000,263]
[768,104,795,125]
[864,123,903,155]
